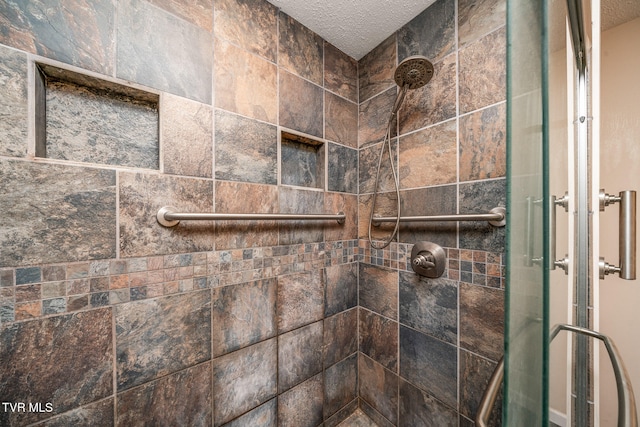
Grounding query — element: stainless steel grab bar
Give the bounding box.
[371,206,506,227]
[475,324,638,427]
[156,206,346,227]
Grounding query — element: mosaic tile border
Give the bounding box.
[0,240,359,324]
[358,240,505,288]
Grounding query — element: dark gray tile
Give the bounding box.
[324,308,358,366]
[360,400,395,427]
[32,398,114,427]
[325,42,358,102]
[214,109,278,185]
[0,308,113,425]
[0,0,115,74]
[214,0,278,62]
[324,262,357,317]
[212,339,277,426]
[116,362,212,427]
[328,143,358,194]
[359,139,398,195]
[279,70,323,138]
[460,349,502,424]
[324,400,359,427]
[358,35,395,103]
[0,45,27,157]
[397,0,456,63]
[459,282,504,361]
[278,321,323,392]
[117,0,212,103]
[277,270,325,333]
[359,354,398,424]
[281,135,324,189]
[458,179,506,252]
[400,325,457,407]
[324,354,357,419]
[359,308,398,371]
[118,172,214,258]
[399,379,457,427]
[115,290,211,390]
[221,399,276,427]
[399,185,457,248]
[278,187,325,245]
[358,264,398,319]
[279,13,323,85]
[278,374,323,427]
[0,160,116,268]
[399,272,457,344]
[212,278,277,357]
[358,87,397,148]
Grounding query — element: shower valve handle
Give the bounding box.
[413,254,435,269]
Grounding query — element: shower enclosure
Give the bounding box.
[504,0,639,425]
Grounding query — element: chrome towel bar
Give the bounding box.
[372,206,506,227]
[156,206,346,227]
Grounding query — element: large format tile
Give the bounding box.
[162,94,213,178]
[278,187,325,245]
[324,193,359,242]
[324,42,358,102]
[358,264,398,319]
[0,160,116,268]
[399,271,458,344]
[0,0,115,74]
[214,39,277,123]
[358,35,395,103]
[399,185,457,248]
[399,379,457,427]
[399,119,457,188]
[359,354,398,425]
[325,92,358,148]
[0,45,27,157]
[0,308,113,425]
[460,349,502,424]
[358,87,397,148]
[214,181,279,249]
[328,143,358,194]
[116,362,212,427]
[214,0,278,62]
[212,339,278,426]
[359,308,398,371]
[459,282,504,361]
[324,262,358,317]
[117,0,212,103]
[278,373,324,427]
[459,27,507,114]
[324,309,358,366]
[115,290,211,390]
[31,398,114,427]
[278,13,323,85]
[279,70,323,138]
[459,0,506,48]
[118,171,214,258]
[277,270,325,333]
[324,354,357,419]
[211,278,277,357]
[458,179,506,252]
[214,110,278,185]
[278,322,323,393]
[221,399,277,427]
[400,325,457,407]
[397,0,456,63]
[459,102,507,181]
[147,0,213,32]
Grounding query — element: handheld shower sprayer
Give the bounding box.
[368,55,434,249]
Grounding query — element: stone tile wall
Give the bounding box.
[356,0,507,425]
[0,0,507,426]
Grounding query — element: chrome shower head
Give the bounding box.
[394,55,434,89]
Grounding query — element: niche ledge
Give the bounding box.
[281,130,325,189]
[35,63,160,169]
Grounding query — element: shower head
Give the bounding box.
[394,55,434,89]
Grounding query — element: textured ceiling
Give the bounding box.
[266,0,640,60]
[266,0,437,60]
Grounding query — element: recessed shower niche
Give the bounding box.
[280,130,325,189]
[35,63,159,169]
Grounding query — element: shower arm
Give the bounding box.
[371,207,506,227]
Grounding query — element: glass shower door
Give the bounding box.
[504,1,549,425]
